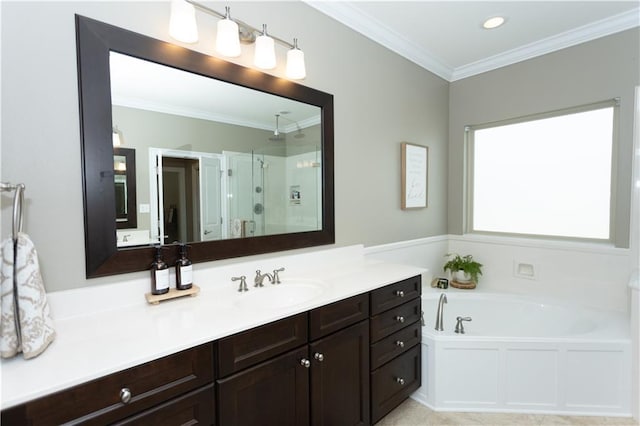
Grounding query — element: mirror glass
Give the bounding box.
[110,53,322,248]
[75,15,334,278]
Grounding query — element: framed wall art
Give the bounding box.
[401,142,428,209]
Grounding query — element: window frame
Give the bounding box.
[465,99,620,244]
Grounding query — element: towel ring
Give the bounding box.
[12,184,25,241]
[1,182,25,242]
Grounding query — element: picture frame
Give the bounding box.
[401,142,428,209]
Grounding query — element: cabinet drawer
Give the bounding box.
[309,293,369,340]
[114,384,215,425]
[370,275,421,315]
[370,321,421,370]
[370,298,421,343]
[217,313,307,377]
[2,343,214,426]
[371,345,421,424]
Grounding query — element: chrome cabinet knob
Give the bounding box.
[395,290,405,297]
[119,387,132,404]
[300,358,311,368]
[314,352,324,362]
[395,315,405,323]
[396,377,405,385]
[395,340,405,348]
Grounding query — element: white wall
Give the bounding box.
[0,1,449,291]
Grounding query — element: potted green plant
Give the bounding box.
[443,253,483,283]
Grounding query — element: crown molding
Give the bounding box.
[305,1,454,81]
[451,7,640,81]
[305,2,639,82]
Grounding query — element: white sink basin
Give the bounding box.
[234,279,326,310]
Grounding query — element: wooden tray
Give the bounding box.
[450,280,476,289]
[145,285,200,305]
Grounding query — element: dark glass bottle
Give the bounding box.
[176,243,193,290]
[150,246,169,295]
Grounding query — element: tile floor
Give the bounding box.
[376,399,639,426]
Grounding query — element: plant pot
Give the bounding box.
[453,270,472,283]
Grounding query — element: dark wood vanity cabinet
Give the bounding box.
[216,293,370,426]
[369,275,422,423]
[2,276,422,426]
[1,343,215,425]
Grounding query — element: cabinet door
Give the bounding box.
[217,346,309,426]
[309,320,370,426]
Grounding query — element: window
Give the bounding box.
[468,102,617,242]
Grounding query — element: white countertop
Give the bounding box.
[0,245,425,409]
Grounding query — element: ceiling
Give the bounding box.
[305,1,640,81]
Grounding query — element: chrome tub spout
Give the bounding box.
[435,293,447,331]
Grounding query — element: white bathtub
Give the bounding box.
[413,291,632,416]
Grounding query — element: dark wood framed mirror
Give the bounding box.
[76,15,334,278]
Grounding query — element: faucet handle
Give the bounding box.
[272,267,285,284]
[254,270,264,287]
[232,275,248,292]
[455,316,472,334]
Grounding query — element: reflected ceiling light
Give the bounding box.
[483,16,505,29]
[216,6,241,57]
[168,1,307,79]
[112,126,123,147]
[169,0,198,43]
[254,25,276,70]
[286,38,306,80]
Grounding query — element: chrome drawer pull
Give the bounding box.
[300,358,311,368]
[314,352,324,362]
[396,377,405,385]
[395,340,405,348]
[395,290,405,297]
[395,315,405,323]
[119,387,132,404]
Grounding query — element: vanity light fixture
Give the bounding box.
[169,0,199,43]
[286,38,306,80]
[254,25,276,70]
[483,16,506,29]
[215,6,241,57]
[168,0,307,79]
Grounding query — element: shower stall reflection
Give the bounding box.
[149,147,322,246]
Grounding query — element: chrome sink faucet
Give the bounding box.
[434,293,447,331]
[254,270,273,287]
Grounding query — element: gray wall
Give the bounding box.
[448,28,640,248]
[1,2,449,291]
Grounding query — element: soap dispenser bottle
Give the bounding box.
[175,243,193,290]
[150,246,169,295]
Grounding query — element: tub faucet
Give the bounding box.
[434,293,447,331]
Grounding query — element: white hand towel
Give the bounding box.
[1,233,55,359]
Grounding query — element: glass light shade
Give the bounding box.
[254,34,276,70]
[286,48,306,80]
[169,0,198,43]
[112,130,122,147]
[216,18,241,57]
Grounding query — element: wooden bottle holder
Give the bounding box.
[145,285,200,305]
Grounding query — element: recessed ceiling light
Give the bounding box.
[483,16,505,29]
